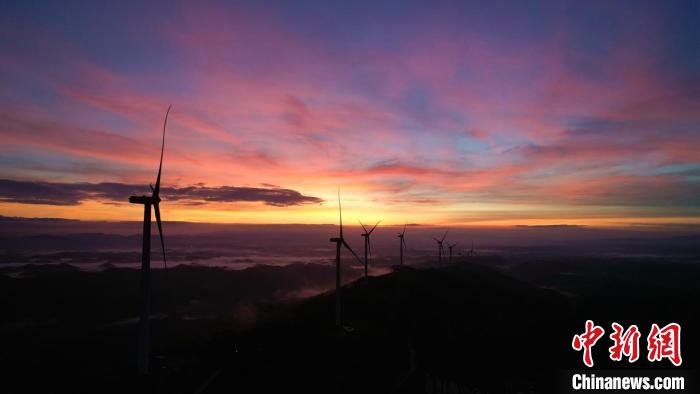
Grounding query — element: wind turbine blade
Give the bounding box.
[154,203,174,314]
[154,204,167,267]
[154,105,171,197]
[441,230,449,242]
[342,240,363,264]
[337,189,343,238]
[402,223,406,235]
[369,219,381,234]
[358,220,368,233]
[431,237,440,242]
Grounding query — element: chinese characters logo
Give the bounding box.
[572,320,681,367]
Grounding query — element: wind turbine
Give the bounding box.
[431,230,449,265]
[447,241,458,264]
[468,240,476,256]
[397,224,407,266]
[129,105,171,375]
[329,191,363,327]
[359,219,381,285]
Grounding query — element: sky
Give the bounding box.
[0,0,699,227]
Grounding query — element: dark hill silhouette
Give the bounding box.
[2,257,698,393]
[169,259,699,393]
[159,261,576,393]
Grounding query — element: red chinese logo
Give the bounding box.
[647,323,682,366]
[572,320,605,367]
[572,321,682,367]
[609,322,640,363]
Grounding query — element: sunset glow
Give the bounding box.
[1,1,698,226]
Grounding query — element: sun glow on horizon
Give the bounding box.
[2,198,698,229]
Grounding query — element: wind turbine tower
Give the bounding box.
[329,191,363,327]
[128,105,171,375]
[360,220,381,285]
[447,241,458,264]
[432,231,449,265]
[397,224,407,265]
[468,240,476,256]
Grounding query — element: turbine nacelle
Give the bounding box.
[398,223,407,238]
[128,195,161,205]
[432,230,449,247]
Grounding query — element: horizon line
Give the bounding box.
[2,215,700,231]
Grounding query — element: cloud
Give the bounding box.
[162,185,323,206]
[0,179,323,207]
[0,215,78,222]
[514,224,585,229]
[467,129,489,141]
